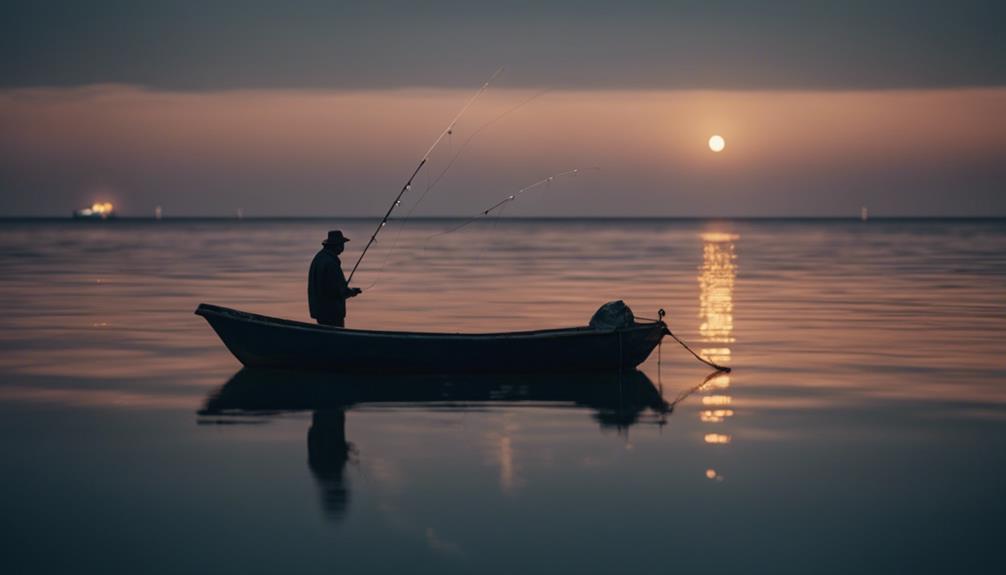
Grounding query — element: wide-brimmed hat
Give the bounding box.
[322,230,350,245]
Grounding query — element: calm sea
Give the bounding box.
[1,218,1004,574]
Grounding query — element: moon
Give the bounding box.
[708,134,725,152]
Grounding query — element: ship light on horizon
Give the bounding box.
[78,202,115,217]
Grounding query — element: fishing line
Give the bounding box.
[413,89,549,210]
[473,198,510,265]
[347,67,504,285]
[411,167,592,294]
[382,89,552,256]
[358,87,550,291]
[425,168,585,241]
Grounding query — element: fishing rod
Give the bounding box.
[427,168,587,240]
[358,89,551,291]
[408,89,549,216]
[347,67,504,284]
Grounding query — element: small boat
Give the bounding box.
[195,303,666,373]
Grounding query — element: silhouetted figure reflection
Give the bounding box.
[308,230,362,327]
[307,409,355,521]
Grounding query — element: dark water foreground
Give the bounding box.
[0,218,1004,574]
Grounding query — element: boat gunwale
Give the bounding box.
[195,303,665,340]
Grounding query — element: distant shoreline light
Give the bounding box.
[73,202,115,219]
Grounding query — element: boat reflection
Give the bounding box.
[200,368,670,427]
[198,368,671,521]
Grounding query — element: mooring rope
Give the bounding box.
[668,370,728,408]
[639,309,731,372]
[663,327,731,372]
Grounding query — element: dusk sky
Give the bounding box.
[2,0,1004,216]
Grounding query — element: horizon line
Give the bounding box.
[3,215,1005,222]
[6,83,1006,94]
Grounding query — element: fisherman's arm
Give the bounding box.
[331,263,362,298]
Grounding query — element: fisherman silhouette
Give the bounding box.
[308,230,362,327]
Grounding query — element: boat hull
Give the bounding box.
[196,303,666,374]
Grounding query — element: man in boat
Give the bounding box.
[308,230,362,327]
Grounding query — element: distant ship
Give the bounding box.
[73,202,116,220]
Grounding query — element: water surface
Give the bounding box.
[1,218,1003,574]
